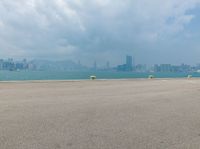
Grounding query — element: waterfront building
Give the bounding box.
[135,64,147,72]
[0,59,3,70]
[93,61,97,70]
[106,61,110,70]
[126,55,133,71]
[117,55,134,71]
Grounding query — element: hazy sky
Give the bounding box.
[0,0,200,66]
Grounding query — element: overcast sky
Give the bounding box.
[0,0,200,66]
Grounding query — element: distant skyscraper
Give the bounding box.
[106,61,110,69]
[126,55,133,71]
[0,59,3,70]
[78,60,81,67]
[117,55,135,71]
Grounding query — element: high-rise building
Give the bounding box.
[106,61,110,69]
[117,55,135,71]
[126,55,133,71]
[93,61,97,70]
[78,60,81,66]
[0,59,3,70]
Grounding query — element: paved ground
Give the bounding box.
[1,79,200,149]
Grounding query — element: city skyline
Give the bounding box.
[1,56,200,73]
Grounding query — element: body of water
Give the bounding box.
[0,70,200,81]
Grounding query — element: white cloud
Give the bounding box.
[0,21,4,28]
[0,0,200,64]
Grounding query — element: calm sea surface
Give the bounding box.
[0,70,200,81]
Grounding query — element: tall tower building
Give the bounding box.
[106,61,110,69]
[93,61,97,70]
[126,55,133,71]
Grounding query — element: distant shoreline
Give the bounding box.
[0,77,199,84]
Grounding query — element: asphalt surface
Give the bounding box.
[1,79,200,149]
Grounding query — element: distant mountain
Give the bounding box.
[30,60,87,71]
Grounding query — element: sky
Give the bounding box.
[0,0,200,66]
